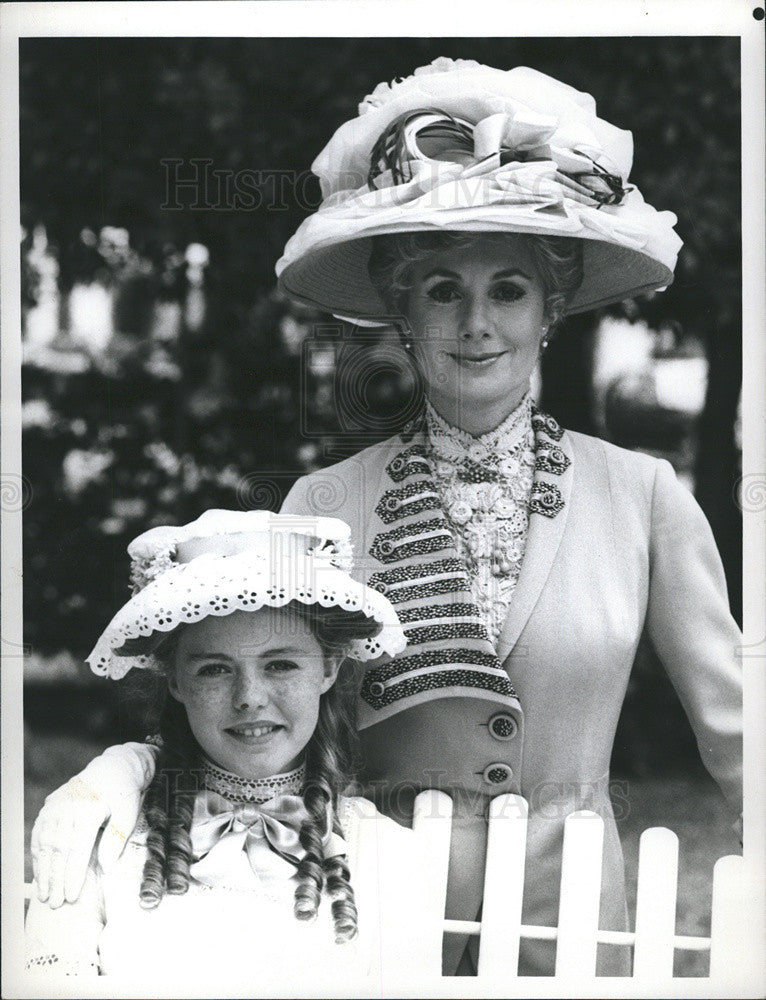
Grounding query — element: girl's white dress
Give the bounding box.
[25,763,432,981]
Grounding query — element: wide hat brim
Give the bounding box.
[277,224,675,323]
[276,61,682,323]
[87,550,407,679]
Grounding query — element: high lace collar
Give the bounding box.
[425,391,533,465]
[201,759,306,804]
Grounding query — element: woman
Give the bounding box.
[26,510,431,981]
[32,60,742,976]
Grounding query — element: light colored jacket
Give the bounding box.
[282,419,742,974]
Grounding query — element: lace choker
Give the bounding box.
[426,391,533,466]
[201,759,306,804]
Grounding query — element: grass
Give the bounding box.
[24,730,738,978]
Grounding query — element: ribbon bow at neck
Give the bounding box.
[189,789,347,886]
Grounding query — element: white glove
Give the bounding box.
[31,742,158,908]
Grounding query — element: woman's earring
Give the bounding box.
[404,339,412,351]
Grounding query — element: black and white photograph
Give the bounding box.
[1,2,764,996]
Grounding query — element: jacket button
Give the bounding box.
[368,680,386,698]
[488,713,518,741]
[483,763,513,785]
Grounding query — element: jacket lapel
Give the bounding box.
[495,415,575,664]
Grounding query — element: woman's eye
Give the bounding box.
[265,659,299,673]
[491,282,525,303]
[426,281,461,304]
[196,662,231,677]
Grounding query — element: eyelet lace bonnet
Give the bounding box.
[87,509,406,678]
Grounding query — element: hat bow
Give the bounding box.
[367,107,630,208]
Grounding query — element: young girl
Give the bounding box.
[25,510,430,982]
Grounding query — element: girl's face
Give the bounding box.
[403,234,550,432]
[169,607,339,780]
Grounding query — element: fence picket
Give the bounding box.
[412,789,453,976]
[555,810,604,977]
[633,826,679,978]
[709,854,747,982]
[476,794,528,977]
[23,795,737,983]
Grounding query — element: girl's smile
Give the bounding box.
[169,608,339,780]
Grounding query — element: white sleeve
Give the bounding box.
[25,863,104,977]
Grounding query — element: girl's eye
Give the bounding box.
[265,659,299,673]
[491,282,526,303]
[196,662,231,677]
[426,281,461,304]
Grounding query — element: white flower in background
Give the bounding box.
[144,441,181,477]
[62,448,114,497]
[297,443,319,468]
[68,281,114,354]
[308,343,336,378]
[280,316,308,356]
[21,399,56,430]
[110,497,148,520]
[217,465,243,489]
[100,516,126,536]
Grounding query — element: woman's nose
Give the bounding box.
[459,295,491,339]
[232,671,268,712]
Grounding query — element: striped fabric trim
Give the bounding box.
[370,517,453,563]
[369,557,465,588]
[386,444,431,483]
[531,408,564,442]
[377,575,469,605]
[404,621,487,644]
[363,647,503,683]
[396,602,478,623]
[375,481,442,524]
[361,667,518,708]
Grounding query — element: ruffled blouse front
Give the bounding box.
[425,392,535,644]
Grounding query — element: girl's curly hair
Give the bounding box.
[135,601,379,944]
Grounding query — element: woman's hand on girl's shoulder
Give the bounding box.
[30,742,154,907]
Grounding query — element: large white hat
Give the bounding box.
[87,510,406,679]
[276,59,683,322]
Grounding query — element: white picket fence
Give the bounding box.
[24,789,752,985]
[410,790,749,983]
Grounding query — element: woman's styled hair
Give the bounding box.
[367,231,584,329]
[136,601,380,944]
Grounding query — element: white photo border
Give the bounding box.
[1,2,764,997]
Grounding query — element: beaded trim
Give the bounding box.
[359,397,569,716]
[201,759,306,804]
[365,646,504,682]
[375,481,442,524]
[386,444,431,483]
[535,442,571,475]
[370,517,453,563]
[531,408,564,442]
[405,620,487,644]
[396,601,479,623]
[529,481,565,518]
[362,667,516,708]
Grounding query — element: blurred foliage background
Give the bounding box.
[21,37,742,783]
